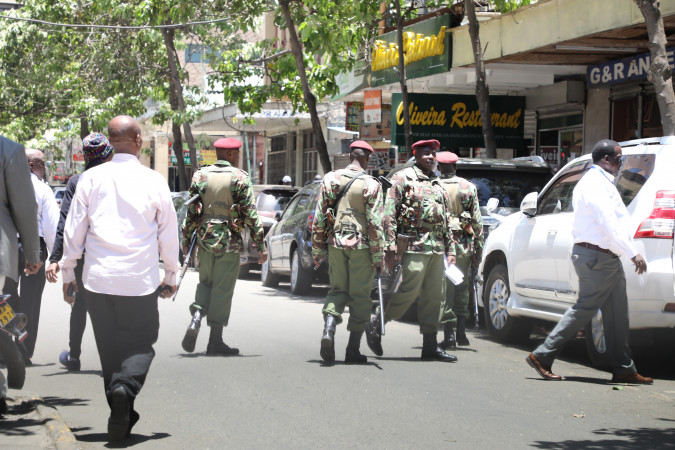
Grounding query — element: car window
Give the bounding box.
[615,154,656,206]
[537,160,591,215]
[293,194,312,214]
[281,195,301,219]
[462,169,552,208]
[257,191,295,214]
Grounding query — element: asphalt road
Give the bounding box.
[8,269,675,448]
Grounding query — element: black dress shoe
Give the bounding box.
[421,345,458,362]
[206,341,240,356]
[182,310,202,353]
[320,315,337,362]
[108,386,130,441]
[365,318,383,356]
[126,409,140,438]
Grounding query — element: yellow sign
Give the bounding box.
[371,27,446,72]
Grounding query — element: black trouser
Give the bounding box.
[85,288,159,411]
[69,259,88,359]
[3,238,48,357]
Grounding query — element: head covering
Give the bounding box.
[350,140,374,154]
[411,139,440,155]
[436,151,458,164]
[82,133,114,168]
[214,137,242,150]
[282,175,292,183]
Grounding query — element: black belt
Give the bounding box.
[575,242,617,257]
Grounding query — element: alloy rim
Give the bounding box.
[488,278,508,330]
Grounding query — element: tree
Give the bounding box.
[634,0,675,136]
[213,0,384,175]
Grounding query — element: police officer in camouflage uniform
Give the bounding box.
[366,139,458,362]
[436,151,483,349]
[181,137,267,356]
[312,140,385,364]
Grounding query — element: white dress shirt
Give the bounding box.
[572,165,637,258]
[62,153,180,296]
[31,173,59,255]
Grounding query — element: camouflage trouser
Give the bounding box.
[322,247,375,333]
[381,253,445,334]
[440,254,472,325]
[190,248,239,327]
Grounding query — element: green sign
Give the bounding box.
[370,15,451,88]
[391,93,525,149]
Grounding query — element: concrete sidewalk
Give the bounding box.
[0,393,77,449]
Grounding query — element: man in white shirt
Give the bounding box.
[526,139,651,384]
[62,115,179,441]
[3,148,59,361]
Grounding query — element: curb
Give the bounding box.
[15,394,78,450]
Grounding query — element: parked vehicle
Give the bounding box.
[171,191,189,264]
[52,186,66,208]
[477,136,675,368]
[262,181,328,294]
[239,184,299,278]
[0,294,27,389]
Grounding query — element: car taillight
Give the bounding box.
[634,191,675,239]
[307,212,314,232]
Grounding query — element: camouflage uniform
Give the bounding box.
[380,164,455,334]
[182,160,266,327]
[439,174,484,328]
[312,162,385,333]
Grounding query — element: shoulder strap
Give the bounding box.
[333,172,366,212]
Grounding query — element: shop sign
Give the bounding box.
[391,93,525,149]
[170,149,191,166]
[346,101,363,132]
[540,147,559,166]
[363,90,382,124]
[200,149,217,166]
[72,151,84,162]
[370,15,451,87]
[587,47,675,87]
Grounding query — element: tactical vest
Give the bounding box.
[333,171,368,236]
[202,166,235,225]
[441,177,462,231]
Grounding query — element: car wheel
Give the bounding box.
[261,259,279,287]
[238,264,250,279]
[483,263,532,343]
[585,311,611,370]
[290,248,312,295]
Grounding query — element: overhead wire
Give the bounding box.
[0,14,230,30]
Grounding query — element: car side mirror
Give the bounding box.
[520,192,538,216]
[486,198,499,214]
[274,211,282,221]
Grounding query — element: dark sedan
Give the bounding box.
[261,180,328,294]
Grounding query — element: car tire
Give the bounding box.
[585,311,611,370]
[261,259,279,287]
[238,264,250,279]
[290,248,312,295]
[483,263,532,343]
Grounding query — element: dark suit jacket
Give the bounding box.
[0,136,40,282]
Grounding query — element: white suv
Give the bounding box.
[478,136,675,367]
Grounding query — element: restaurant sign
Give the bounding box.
[370,15,451,87]
[391,93,525,149]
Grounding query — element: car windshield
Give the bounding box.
[257,191,295,218]
[462,169,552,208]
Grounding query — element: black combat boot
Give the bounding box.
[181,309,202,353]
[345,331,367,364]
[421,333,457,362]
[365,316,383,356]
[440,322,456,350]
[456,317,470,346]
[320,315,337,362]
[206,325,239,356]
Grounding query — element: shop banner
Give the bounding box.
[370,15,451,87]
[391,93,525,149]
[587,47,675,87]
[363,90,382,124]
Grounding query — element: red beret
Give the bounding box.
[436,151,458,164]
[350,140,374,154]
[214,137,242,150]
[411,139,440,154]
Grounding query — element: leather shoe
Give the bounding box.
[365,318,383,356]
[526,353,562,380]
[108,386,130,441]
[611,372,653,385]
[421,345,458,362]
